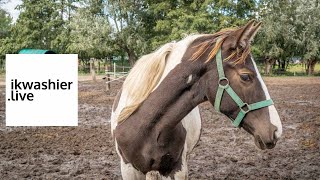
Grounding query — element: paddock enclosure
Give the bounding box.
[0,77,319,179]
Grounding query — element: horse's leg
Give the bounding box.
[120,159,145,180]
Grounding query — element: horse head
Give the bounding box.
[199,20,282,150]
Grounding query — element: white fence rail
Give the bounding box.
[104,63,130,91]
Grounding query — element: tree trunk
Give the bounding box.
[110,56,113,72]
[281,60,286,71]
[265,61,272,75]
[264,58,275,75]
[124,46,137,67]
[310,61,317,75]
[306,59,317,76]
[104,58,107,73]
[0,59,3,70]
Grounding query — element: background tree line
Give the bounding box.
[0,0,319,75]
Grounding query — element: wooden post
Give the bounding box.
[113,62,116,78]
[90,58,96,82]
[105,65,111,91]
[98,61,101,74]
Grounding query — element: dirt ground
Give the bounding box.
[0,77,319,179]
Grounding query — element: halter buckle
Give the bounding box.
[240,103,250,113]
[218,77,229,89]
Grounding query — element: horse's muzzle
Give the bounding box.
[254,132,278,150]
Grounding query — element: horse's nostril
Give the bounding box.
[265,141,276,149]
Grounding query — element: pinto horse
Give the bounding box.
[111,20,283,179]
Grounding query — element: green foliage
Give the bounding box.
[67,8,112,59]
[0,0,318,75]
[149,0,257,49]
[6,0,63,52]
[0,6,12,69]
[256,0,320,75]
[0,8,12,39]
[105,0,149,65]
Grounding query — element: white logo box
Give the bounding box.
[6,54,78,126]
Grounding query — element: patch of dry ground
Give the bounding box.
[0,77,319,179]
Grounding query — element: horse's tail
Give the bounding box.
[146,171,162,180]
[117,43,174,123]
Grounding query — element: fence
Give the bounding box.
[104,62,130,91]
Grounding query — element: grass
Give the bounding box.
[256,63,320,76]
[287,63,320,74]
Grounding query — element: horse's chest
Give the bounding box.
[115,122,186,175]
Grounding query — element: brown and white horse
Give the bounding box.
[110,20,282,179]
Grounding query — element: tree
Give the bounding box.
[209,0,258,28]
[295,0,320,75]
[257,0,300,75]
[67,7,112,71]
[0,9,11,39]
[147,0,212,48]
[50,0,79,54]
[0,4,12,70]
[145,0,258,51]
[9,0,64,52]
[104,0,148,66]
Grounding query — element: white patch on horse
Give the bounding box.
[120,157,145,179]
[186,75,193,84]
[154,35,203,89]
[251,57,283,138]
[173,142,188,179]
[181,107,201,154]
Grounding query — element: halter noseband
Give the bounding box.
[214,45,274,127]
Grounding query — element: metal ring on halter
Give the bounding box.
[240,103,250,113]
[218,77,229,89]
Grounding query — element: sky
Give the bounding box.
[2,0,22,22]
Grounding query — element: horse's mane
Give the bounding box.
[117,28,251,123]
[117,43,174,123]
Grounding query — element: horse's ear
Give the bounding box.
[224,20,261,50]
[238,21,261,48]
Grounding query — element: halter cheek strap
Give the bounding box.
[214,47,274,127]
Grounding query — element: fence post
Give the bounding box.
[105,64,111,91]
[90,58,96,82]
[113,62,116,78]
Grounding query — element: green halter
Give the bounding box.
[214,46,274,127]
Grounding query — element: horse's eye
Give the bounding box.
[240,74,250,81]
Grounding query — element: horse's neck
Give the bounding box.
[137,60,208,131]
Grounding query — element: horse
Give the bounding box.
[110,20,283,180]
